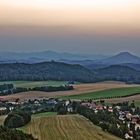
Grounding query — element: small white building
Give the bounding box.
[125,133,133,140]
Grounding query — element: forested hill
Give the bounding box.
[0,62,140,83]
[0,62,96,82]
[95,65,140,83]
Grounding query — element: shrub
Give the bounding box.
[4,110,31,128]
[5,114,24,128]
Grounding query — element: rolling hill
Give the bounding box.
[95,65,140,83]
[0,61,140,83]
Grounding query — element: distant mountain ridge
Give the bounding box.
[53,52,140,70]
[1,51,140,83]
[0,51,140,67]
[0,51,107,63]
[99,52,140,64]
[84,52,140,70]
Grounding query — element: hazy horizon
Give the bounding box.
[0,0,140,54]
[0,49,139,57]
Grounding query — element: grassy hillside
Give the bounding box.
[62,86,140,99]
[19,113,121,140]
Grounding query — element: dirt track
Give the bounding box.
[1,81,139,101]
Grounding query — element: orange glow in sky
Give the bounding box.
[0,0,140,35]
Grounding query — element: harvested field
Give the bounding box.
[0,115,6,125]
[1,81,138,101]
[20,114,121,140]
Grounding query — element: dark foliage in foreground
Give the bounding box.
[0,125,36,140]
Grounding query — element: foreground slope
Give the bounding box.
[20,114,121,140]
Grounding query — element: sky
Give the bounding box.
[0,0,140,54]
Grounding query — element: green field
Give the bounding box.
[32,112,57,118]
[19,113,121,140]
[135,101,140,107]
[62,86,140,100]
[0,81,69,88]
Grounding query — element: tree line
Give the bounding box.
[0,84,74,95]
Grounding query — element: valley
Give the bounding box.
[0,52,140,140]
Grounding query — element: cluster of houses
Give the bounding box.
[81,101,112,112]
[0,97,19,115]
[80,100,140,140]
[0,97,75,116]
[119,111,140,139]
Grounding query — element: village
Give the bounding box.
[0,96,140,139]
[80,100,140,140]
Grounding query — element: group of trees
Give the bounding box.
[4,110,31,128]
[32,85,74,92]
[0,84,14,92]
